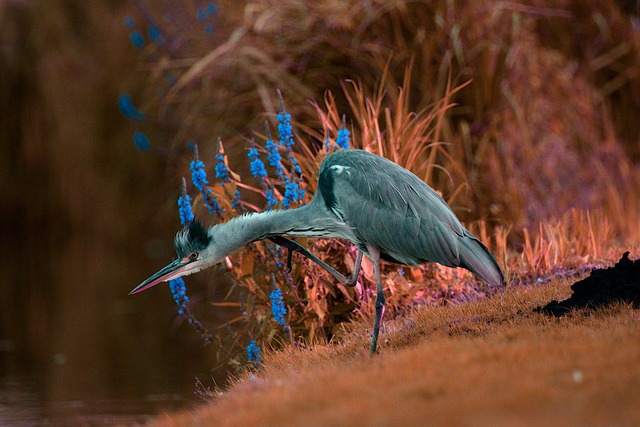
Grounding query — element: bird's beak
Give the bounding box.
[130,257,195,295]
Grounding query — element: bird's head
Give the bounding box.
[130,220,216,295]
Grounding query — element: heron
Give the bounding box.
[131,149,504,354]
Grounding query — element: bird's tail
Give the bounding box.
[458,230,504,287]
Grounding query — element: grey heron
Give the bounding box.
[131,149,504,354]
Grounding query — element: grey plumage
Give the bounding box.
[318,150,503,285]
[132,149,504,354]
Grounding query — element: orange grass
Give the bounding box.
[137,0,640,236]
[148,273,640,427]
[128,0,640,400]
[187,69,638,364]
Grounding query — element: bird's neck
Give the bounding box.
[207,201,351,259]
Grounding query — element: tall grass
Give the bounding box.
[129,0,640,229]
[122,0,640,372]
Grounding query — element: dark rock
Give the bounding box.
[537,252,640,317]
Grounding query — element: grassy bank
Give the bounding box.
[145,252,640,427]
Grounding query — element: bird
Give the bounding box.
[131,149,504,354]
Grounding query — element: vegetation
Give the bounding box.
[117,0,640,422]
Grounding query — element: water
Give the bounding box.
[0,374,194,426]
[0,228,233,426]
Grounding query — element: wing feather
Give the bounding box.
[318,150,466,267]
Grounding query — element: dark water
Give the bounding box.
[1,2,238,424]
[1,374,190,426]
[0,273,231,426]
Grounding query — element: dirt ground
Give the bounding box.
[146,254,640,427]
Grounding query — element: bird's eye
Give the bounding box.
[188,252,198,260]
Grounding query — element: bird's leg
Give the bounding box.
[367,245,385,355]
[268,236,362,287]
[286,246,294,271]
[347,250,364,287]
[268,236,298,271]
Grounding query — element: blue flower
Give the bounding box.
[277,111,294,149]
[250,159,267,180]
[248,147,268,181]
[265,189,278,209]
[204,23,214,35]
[336,127,350,149]
[190,159,209,190]
[231,189,241,209]
[215,154,230,183]
[117,94,145,121]
[289,155,301,174]
[123,16,135,28]
[178,178,194,226]
[247,139,280,208]
[149,25,162,43]
[282,179,300,209]
[178,195,194,225]
[247,147,259,160]
[398,267,405,276]
[283,173,305,208]
[169,278,189,315]
[169,277,213,343]
[129,31,144,48]
[273,247,282,268]
[133,131,151,151]
[196,3,217,21]
[270,288,287,326]
[247,340,261,363]
[265,123,283,178]
[276,90,294,147]
[190,145,223,215]
[266,138,282,174]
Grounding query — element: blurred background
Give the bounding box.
[1,0,639,424]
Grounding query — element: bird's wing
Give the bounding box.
[318,150,466,267]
